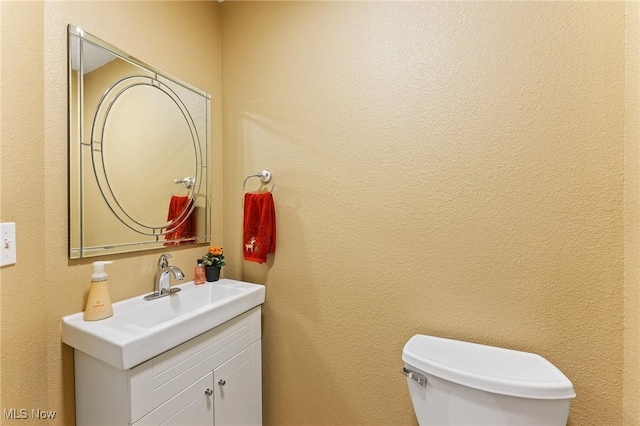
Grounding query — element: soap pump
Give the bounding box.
[84,261,114,321]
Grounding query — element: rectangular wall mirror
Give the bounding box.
[68,25,211,259]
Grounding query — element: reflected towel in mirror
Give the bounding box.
[164,195,196,245]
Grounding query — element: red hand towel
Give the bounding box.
[164,195,196,246]
[243,192,276,263]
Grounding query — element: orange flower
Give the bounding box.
[203,245,225,267]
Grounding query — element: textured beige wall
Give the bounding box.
[221,2,628,425]
[1,1,45,422]
[0,1,637,425]
[1,2,221,424]
[625,2,640,423]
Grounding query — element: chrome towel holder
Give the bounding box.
[243,169,272,192]
[174,176,195,189]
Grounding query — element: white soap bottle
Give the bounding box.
[83,261,114,321]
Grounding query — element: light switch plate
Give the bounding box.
[1,222,16,266]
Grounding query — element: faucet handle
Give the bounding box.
[158,253,173,267]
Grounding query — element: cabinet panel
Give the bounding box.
[131,307,261,422]
[153,326,253,409]
[214,341,262,426]
[134,372,213,426]
[74,306,262,426]
[75,350,131,426]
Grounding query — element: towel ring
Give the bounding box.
[174,176,195,189]
[243,169,272,192]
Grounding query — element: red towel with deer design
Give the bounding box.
[243,192,276,263]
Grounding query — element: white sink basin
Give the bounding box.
[61,279,265,370]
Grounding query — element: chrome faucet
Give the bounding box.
[143,253,184,301]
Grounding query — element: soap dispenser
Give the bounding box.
[194,259,205,285]
[84,261,114,321]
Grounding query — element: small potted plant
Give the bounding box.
[202,246,225,282]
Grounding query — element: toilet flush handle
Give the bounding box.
[402,367,427,387]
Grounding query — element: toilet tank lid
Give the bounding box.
[402,334,575,400]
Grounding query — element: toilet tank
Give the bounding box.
[402,335,575,426]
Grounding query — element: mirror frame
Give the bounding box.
[68,25,211,258]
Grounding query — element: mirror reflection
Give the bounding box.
[68,25,211,259]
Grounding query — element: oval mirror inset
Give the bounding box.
[91,75,202,236]
[103,84,196,228]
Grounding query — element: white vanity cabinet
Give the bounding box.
[74,307,262,426]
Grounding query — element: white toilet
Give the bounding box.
[402,335,575,425]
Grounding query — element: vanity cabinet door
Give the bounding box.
[214,340,262,426]
[134,372,214,426]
